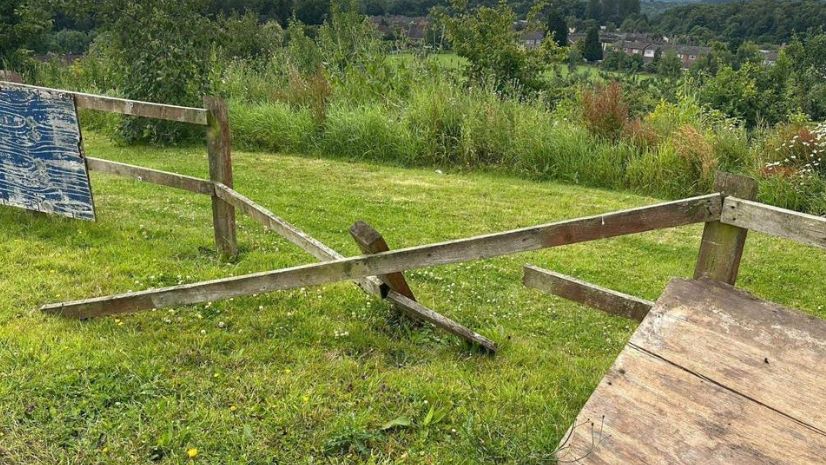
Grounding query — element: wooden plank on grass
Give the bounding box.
[386,291,496,352]
[556,345,826,464]
[523,265,652,321]
[721,197,826,250]
[631,278,826,432]
[87,157,214,195]
[694,172,758,284]
[557,278,826,463]
[205,97,237,260]
[40,194,722,319]
[214,184,495,351]
[3,82,208,125]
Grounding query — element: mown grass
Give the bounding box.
[0,133,823,464]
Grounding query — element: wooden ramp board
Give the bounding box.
[0,82,94,220]
[557,278,826,464]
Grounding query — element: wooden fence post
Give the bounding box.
[693,172,758,284]
[204,97,238,260]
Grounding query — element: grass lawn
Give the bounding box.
[1,133,823,464]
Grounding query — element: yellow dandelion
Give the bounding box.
[302,395,310,403]
[186,447,199,459]
[229,405,238,412]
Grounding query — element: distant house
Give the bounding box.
[369,15,430,43]
[607,40,711,69]
[521,30,545,49]
[760,49,779,65]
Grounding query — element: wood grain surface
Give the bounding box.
[0,82,94,220]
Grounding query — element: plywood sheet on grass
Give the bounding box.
[557,278,826,464]
[0,82,94,220]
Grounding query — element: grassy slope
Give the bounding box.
[0,134,823,464]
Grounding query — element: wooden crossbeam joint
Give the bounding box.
[694,172,758,285]
[349,221,417,301]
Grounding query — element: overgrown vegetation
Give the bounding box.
[11,0,826,215]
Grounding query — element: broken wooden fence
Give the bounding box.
[22,85,821,354]
[42,193,722,320]
[522,172,825,322]
[9,83,494,351]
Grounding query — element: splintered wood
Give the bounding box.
[556,278,826,464]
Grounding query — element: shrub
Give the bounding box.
[437,0,558,94]
[765,122,826,178]
[622,118,659,151]
[108,0,216,144]
[581,82,629,141]
[671,125,718,191]
[277,66,332,124]
[458,90,517,167]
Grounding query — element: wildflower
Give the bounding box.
[230,405,238,412]
[187,447,199,459]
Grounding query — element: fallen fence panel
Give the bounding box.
[721,197,826,250]
[214,185,495,350]
[87,157,215,195]
[523,265,653,321]
[41,194,721,319]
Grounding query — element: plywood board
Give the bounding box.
[0,82,94,220]
[557,279,826,464]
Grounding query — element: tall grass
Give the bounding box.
[31,51,826,215]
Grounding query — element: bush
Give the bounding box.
[108,0,216,144]
[582,82,629,141]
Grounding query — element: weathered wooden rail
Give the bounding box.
[41,194,721,318]
[6,82,208,125]
[521,173,825,321]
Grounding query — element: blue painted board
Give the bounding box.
[0,83,95,220]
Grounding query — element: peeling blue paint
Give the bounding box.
[0,83,95,221]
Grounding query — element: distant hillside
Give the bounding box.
[654,0,826,44]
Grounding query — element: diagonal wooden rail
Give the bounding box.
[41,194,721,319]
[213,185,496,351]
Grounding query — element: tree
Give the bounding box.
[547,9,568,47]
[602,0,618,24]
[0,0,50,70]
[439,0,560,93]
[585,0,601,22]
[658,50,682,78]
[582,26,602,62]
[618,0,640,18]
